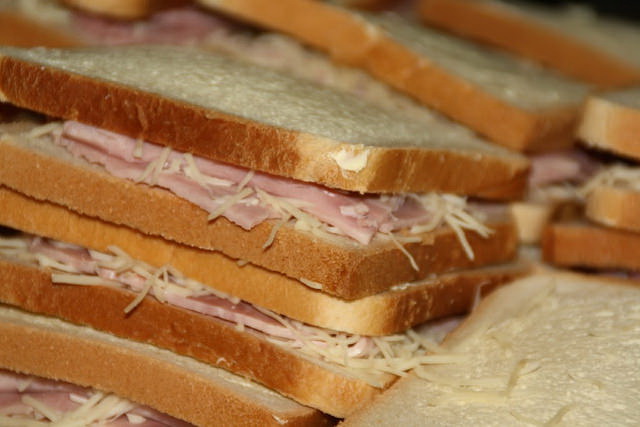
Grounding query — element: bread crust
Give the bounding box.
[197,0,582,151]
[418,0,640,88]
[585,185,640,233]
[0,307,332,426]
[61,0,191,19]
[0,185,525,335]
[0,54,529,197]
[542,221,640,271]
[0,11,82,48]
[0,135,519,300]
[578,94,640,161]
[0,259,385,418]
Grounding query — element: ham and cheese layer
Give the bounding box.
[0,234,460,388]
[50,121,491,259]
[0,370,190,426]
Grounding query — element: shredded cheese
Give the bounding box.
[581,164,640,196]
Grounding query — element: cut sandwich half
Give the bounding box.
[343,272,640,425]
[0,46,526,298]
[195,0,589,151]
[0,305,332,427]
[418,0,640,87]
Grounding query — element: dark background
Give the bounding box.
[528,0,640,21]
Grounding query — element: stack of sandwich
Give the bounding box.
[544,87,640,276]
[1,0,640,425]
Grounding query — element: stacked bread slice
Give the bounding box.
[418,0,640,88]
[0,39,534,422]
[544,87,640,275]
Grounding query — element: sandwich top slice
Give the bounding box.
[0,304,332,427]
[343,272,640,425]
[418,0,640,88]
[60,0,191,19]
[578,87,640,161]
[196,0,589,151]
[0,45,528,196]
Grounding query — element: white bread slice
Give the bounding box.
[197,0,589,151]
[0,45,528,197]
[0,120,520,300]
[344,272,640,425]
[585,183,640,233]
[0,305,331,427]
[61,0,190,19]
[542,221,640,272]
[418,0,640,88]
[578,88,640,161]
[0,184,526,335]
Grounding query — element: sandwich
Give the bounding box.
[343,272,640,425]
[192,0,589,151]
[0,303,332,426]
[543,87,640,276]
[418,0,640,88]
[0,45,528,416]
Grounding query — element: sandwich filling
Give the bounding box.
[27,122,491,260]
[581,164,640,194]
[0,234,461,388]
[0,370,189,426]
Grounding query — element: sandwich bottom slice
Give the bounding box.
[343,272,640,425]
[0,304,332,427]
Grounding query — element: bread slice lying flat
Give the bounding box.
[0,120,519,300]
[0,45,528,197]
[0,305,331,427]
[197,0,588,151]
[0,185,525,335]
[543,221,640,272]
[344,272,640,425]
[418,0,640,87]
[579,87,640,161]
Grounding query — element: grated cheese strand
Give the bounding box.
[207,187,254,221]
[21,395,61,422]
[387,232,419,271]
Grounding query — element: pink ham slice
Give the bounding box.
[60,121,438,244]
[529,149,601,188]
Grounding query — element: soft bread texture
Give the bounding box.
[0,185,526,335]
[542,221,640,272]
[0,257,385,417]
[344,272,640,425]
[0,45,528,197]
[61,0,190,19]
[0,305,331,427]
[0,121,520,300]
[509,201,555,244]
[578,88,640,161]
[418,0,640,87]
[197,0,588,151]
[586,184,640,233]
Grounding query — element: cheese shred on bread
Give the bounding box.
[343,273,640,426]
[196,0,588,151]
[0,119,520,300]
[418,0,640,87]
[0,305,331,427]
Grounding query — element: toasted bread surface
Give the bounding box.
[0,185,525,334]
[0,305,332,427]
[418,0,640,87]
[586,184,640,233]
[61,0,191,19]
[0,45,529,196]
[0,123,519,300]
[197,0,588,151]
